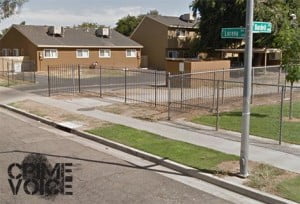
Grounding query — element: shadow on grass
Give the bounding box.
[220,111,268,118]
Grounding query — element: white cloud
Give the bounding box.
[0,6,144,29]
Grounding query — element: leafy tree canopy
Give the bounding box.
[115,9,160,36]
[73,22,106,30]
[191,0,300,58]
[0,0,27,20]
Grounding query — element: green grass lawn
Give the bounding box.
[277,176,300,203]
[87,124,238,172]
[192,101,300,144]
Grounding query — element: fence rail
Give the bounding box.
[46,64,300,145]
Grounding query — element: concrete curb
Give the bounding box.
[0,104,296,204]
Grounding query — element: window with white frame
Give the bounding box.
[2,48,9,56]
[44,49,58,58]
[76,49,89,58]
[99,49,111,58]
[13,49,19,56]
[167,50,179,58]
[126,49,137,58]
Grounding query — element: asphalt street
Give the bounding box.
[0,108,249,204]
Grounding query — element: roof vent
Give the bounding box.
[180,13,195,22]
[95,27,110,38]
[48,26,64,36]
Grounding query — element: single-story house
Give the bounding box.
[0,25,143,71]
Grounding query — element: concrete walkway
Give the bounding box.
[1,86,300,174]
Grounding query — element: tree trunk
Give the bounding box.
[289,82,294,120]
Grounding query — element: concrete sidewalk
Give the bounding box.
[1,86,300,174]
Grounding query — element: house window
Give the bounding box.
[13,49,19,56]
[76,49,89,58]
[168,50,179,58]
[126,49,137,58]
[99,49,111,58]
[2,48,9,56]
[44,49,58,58]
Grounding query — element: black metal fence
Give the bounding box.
[47,64,300,145]
[48,65,168,106]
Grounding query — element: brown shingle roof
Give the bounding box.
[12,25,143,48]
[147,15,199,29]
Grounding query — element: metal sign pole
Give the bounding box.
[240,0,254,178]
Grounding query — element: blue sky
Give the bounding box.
[0,0,193,30]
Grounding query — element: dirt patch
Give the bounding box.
[10,100,109,130]
[97,103,169,121]
[283,117,300,122]
[216,160,259,176]
[217,161,299,198]
[245,163,298,196]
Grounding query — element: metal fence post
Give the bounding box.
[154,70,157,107]
[78,64,81,93]
[251,68,254,104]
[279,85,285,145]
[222,68,225,104]
[125,68,127,103]
[99,66,102,98]
[72,66,76,95]
[167,72,171,120]
[7,62,10,86]
[47,66,51,97]
[289,84,293,119]
[216,80,220,131]
[181,72,183,109]
[212,72,216,111]
[277,66,281,93]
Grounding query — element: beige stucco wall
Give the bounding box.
[166,59,231,88]
[37,48,141,71]
[166,60,231,74]
[131,17,168,70]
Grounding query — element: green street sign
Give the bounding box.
[253,21,272,33]
[221,28,245,39]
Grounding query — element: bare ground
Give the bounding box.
[10,99,110,130]
[217,160,298,197]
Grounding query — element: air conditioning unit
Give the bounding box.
[269,52,281,61]
[96,27,110,38]
[48,26,64,36]
[180,13,195,22]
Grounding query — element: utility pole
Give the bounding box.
[240,0,254,178]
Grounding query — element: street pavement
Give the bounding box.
[0,108,263,204]
[1,86,300,174]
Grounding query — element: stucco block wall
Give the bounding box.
[166,60,231,88]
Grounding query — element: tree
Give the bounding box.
[115,10,160,36]
[74,22,101,30]
[191,0,299,52]
[0,0,28,20]
[115,15,141,36]
[192,0,300,118]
